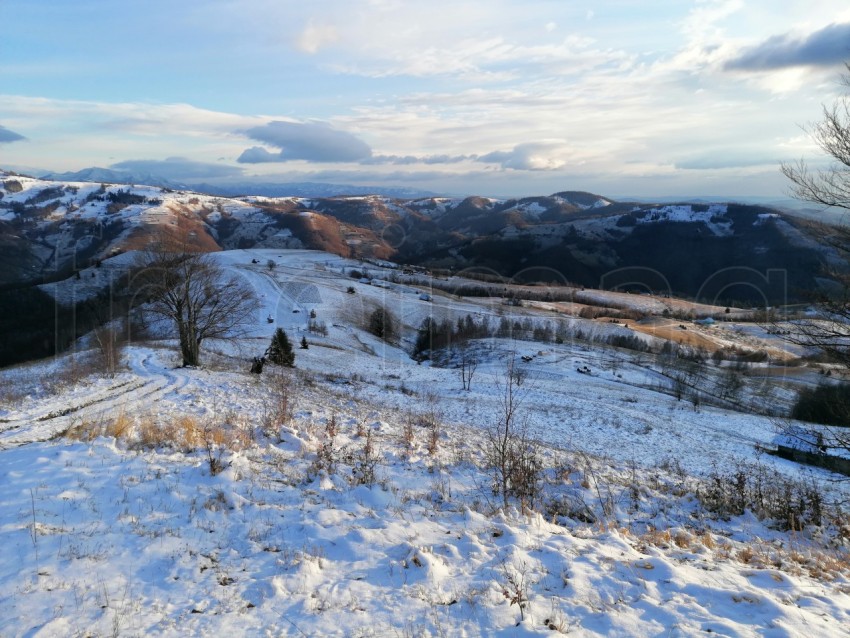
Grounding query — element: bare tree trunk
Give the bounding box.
[487,356,525,509]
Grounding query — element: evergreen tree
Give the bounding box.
[300,335,309,349]
[267,328,295,367]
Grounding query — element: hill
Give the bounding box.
[0,248,848,636]
[0,170,843,305]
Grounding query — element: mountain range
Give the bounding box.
[0,169,842,305]
[38,167,439,200]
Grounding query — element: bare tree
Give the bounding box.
[781,63,850,212]
[781,62,850,459]
[132,231,259,367]
[91,323,125,378]
[486,356,542,510]
[456,343,479,391]
[780,63,850,367]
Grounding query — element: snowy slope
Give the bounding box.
[1,249,849,637]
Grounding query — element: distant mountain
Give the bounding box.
[40,167,187,190]
[0,171,844,304]
[191,181,441,200]
[38,166,440,200]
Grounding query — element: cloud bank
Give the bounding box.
[726,22,850,71]
[363,154,473,166]
[0,125,25,143]
[238,121,372,163]
[110,157,244,179]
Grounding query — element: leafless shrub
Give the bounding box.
[400,412,416,457]
[456,344,479,391]
[696,460,825,530]
[415,390,443,457]
[486,358,543,510]
[426,419,440,457]
[312,414,339,475]
[91,323,127,378]
[261,369,296,435]
[497,557,535,622]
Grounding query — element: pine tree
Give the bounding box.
[300,336,309,349]
[267,328,295,367]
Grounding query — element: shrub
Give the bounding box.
[697,461,824,530]
[487,359,542,510]
[349,430,379,487]
[261,370,296,433]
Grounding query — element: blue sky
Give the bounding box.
[1,0,849,198]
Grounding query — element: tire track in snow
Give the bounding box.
[0,348,191,450]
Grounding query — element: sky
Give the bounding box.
[1,0,850,198]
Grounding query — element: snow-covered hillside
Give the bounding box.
[1,171,841,304]
[1,249,848,636]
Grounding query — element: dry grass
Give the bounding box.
[104,410,133,439]
[66,411,251,457]
[635,525,850,584]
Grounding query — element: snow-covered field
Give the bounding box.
[1,249,849,636]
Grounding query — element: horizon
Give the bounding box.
[2,1,849,199]
[0,163,832,208]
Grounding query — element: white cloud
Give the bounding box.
[4,1,849,198]
[363,154,473,165]
[0,95,260,171]
[0,95,259,137]
[296,20,339,54]
[479,143,570,171]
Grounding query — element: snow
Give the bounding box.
[512,201,548,219]
[1,249,849,636]
[633,204,733,236]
